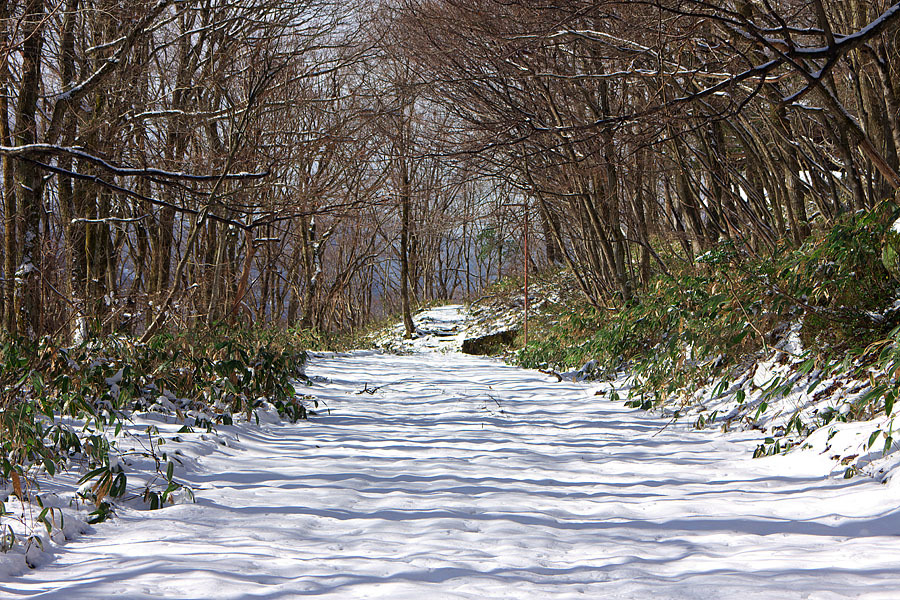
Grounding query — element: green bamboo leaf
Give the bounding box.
[868,429,882,450]
[77,466,108,485]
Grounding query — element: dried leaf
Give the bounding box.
[10,471,23,500]
[93,477,111,506]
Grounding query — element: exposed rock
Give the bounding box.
[461,329,519,355]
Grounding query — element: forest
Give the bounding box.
[0,0,895,342]
[3,1,900,593]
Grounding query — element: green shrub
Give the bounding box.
[516,202,900,411]
[0,325,311,530]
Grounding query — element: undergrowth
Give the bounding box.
[516,202,900,452]
[0,325,311,551]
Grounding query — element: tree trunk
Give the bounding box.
[14,0,45,336]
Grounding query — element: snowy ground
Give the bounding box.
[373,304,475,352]
[4,307,900,598]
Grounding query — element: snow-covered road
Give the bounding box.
[5,350,900,599]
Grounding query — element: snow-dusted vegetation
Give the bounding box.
[5,307,900,597]
[3,0,900,597]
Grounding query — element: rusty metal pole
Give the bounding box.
[503,200,530,347]
[524,204,529,347]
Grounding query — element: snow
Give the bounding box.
[4,306,900,598]
[371,304,473,352]
[891,216,900,235]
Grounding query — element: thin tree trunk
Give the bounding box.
[14,0,45,336]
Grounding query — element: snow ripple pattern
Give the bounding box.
[6,308,900,598]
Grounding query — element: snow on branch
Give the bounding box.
[0,144,269,182]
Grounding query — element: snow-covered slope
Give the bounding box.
[371,294,530,354]
[372,304,475,353]
[5,306,900,598]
